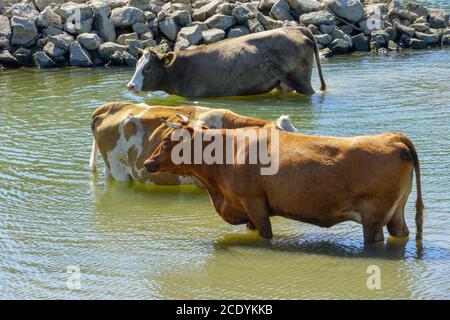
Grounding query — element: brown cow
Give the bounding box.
[90,101,299,184]
[127,26,326,97]
[144,124,424,242]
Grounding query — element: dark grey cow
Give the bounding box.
[127,27,326,98]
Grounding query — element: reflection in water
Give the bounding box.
[1,48,450,299]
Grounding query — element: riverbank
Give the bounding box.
[0,0,449,69]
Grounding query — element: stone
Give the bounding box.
[314,33,332,46]
[329,38,352,53]
[110,7,144,28]
[14,47,32,66]
[299,10,335,26]
[33,51,56,68]
[370,29,389,45]
[442,34,449,46]
[319,24,336,34]
[174,36,190,51]
[0,49,20,67]
[64,17,93,35]
[324,0,364,23]
[140,32,153,41]
[141,39,157,48]
[0,36,10,50]
[394,22,415,37]
[43,41,66,59]
[5,3,39,21]
[205,14,236,30]
[405,3,429,18]
[270,0,294,21]
[47,33,74,51]
[232,4,256,24]
[408,38,427,49]
[247,18,264,33]
[77,33,102,50]
[92,3,116,42]
[193,0,221,22]
[384,27,397,41]
[98,42,127,61]
[396,9,419,23]
[34,0,64,12]
[36,6,52,28]
[428,9,449,29]
[217,3,233,16]
[117,32,139,45]
[358,18,385,35]
[414,31,439,45]
[410,23,430,33]
[159,16,180,41]
[56,2,93,21]
[132,22,150,35]
[10,16,38,46]
[352,33,369,51]
[341,24,353,34]
[178,25,203,45]
[202,28,225,44]
[110,50,137,66]
[320,47,333,58]
[173,10,192,27]
[387,40,399,51]
[227,26,250,38]
[69,41,92,67]
[126,39,143,58]
[286,0,321,15]
[259,0,276,11]
[332,28,352,43]
[127,0,150,11]
[44,26,64,37]
[0,15,11,39]
[256,12,275,30]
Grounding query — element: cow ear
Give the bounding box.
[156,52,175,66]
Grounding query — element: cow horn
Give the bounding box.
[176,114,189,124]
[164,120,182,129]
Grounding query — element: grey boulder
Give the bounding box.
[70,41,92,67]
[10,16,38,46]
[77,33,102,50]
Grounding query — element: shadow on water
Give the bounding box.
[213,231,450,262]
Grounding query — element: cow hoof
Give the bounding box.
[246,221,256,230]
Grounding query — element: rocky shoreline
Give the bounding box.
[0,0,449,69]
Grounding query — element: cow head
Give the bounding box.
[127,48,176,93]
[144,114,197,174]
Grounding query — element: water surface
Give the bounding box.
[1,48,449,299]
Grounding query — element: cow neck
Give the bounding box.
[181,130,223,193]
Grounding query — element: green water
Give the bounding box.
[1,48,450,299]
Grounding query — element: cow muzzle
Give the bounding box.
[127,82,139,92]
[144,159,159,173]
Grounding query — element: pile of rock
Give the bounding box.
[0,0,449,68]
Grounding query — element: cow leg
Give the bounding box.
[286,69,314,95]
[247,220,256,230]
[242,198,273,238]
[363,224,384,243]
[387,200,410,238]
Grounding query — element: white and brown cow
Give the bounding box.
[90,101,299,185]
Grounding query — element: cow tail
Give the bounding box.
[89,138,98,174]
[299,26,326,92]
[399,135,424,240]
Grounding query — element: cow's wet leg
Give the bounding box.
[387,202,410,238]
[246,220,256,230]
[242,198,273,238]
[363,224,384,242]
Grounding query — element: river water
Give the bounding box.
[1,46,449,299]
